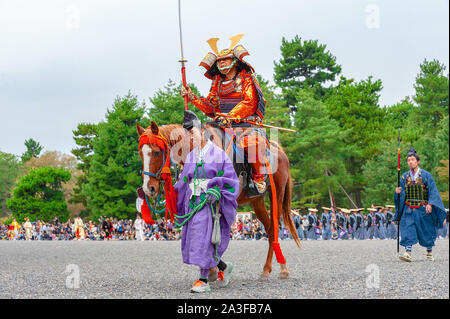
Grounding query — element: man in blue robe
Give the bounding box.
[354,208,365,240]
[336,208,349,239]
[321,207,332,240]
[292,209,305,240]
[394,148,446,262]
[374,207,386,239]
[349,209,358,240]
[367,208,377,239]
[306,208,319,240]
[385,205,397,239]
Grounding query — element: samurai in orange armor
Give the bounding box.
[181,34,269,197]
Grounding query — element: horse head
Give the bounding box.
[137,121,169,199]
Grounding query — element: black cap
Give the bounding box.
[182,110,201,131]
[407,147,420,160]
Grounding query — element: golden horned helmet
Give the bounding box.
[199,33,253,79]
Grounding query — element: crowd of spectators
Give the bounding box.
[0,216,181,241]
[0,214,277,241]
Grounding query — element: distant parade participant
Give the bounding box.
[385,205,397,239]
[366,208,377,239]
[334,208,343,238]
[437,208,448,239]
[321,207,332,240]
[134,214,145,241]
[102,218,113,240]
[354,208,365,240]
[174,126,240,293]
[374,207,386,240]
[349,209,357,240]
[292,210,305,240]
[395,148,446,262]
[306,208,319,240]
[10,218,21,240]
[23,217,33,240]
[73,216,85,240]
[336,208,348,240]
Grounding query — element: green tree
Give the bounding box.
[286,89,352,208]
[81,93,149,220]
[274,35,342,111]
[7,167,71,222]
[361,140,404,207]
[72,123,99,173]
[325,76,386,206]
[0,151,23,217]
[21,138,43,163]
[70,123,99,216]
[413,59,449,130]
[148,80,207,125]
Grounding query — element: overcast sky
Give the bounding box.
[0,0,448,157]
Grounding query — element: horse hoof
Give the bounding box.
[259,273,270,281]
[278,272,290,279]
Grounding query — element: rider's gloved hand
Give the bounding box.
[180,86,195,100]
[214,116,231,128]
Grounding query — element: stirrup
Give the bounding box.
[246,178,266,198]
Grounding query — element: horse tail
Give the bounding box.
[282,174,301,249]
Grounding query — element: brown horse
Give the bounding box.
[137,121,300,280]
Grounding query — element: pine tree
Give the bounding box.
[274,35,341,112]
[148,80,208,125]
[21,138,43,163]
[413,59,449,130]
[325,76,386,206]
[287,89,352,208]
[7,167,71,222]
[70,123,99,216]
[82,93,149,220]
[0,151,22,217]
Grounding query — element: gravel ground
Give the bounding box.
[0,238,448,299]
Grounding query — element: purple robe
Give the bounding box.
[174,141,240,269]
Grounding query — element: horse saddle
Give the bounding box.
[182,110,273,198]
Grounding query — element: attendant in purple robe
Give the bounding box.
[174,128,240,293]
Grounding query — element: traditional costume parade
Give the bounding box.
[366,209,376,239]
[134,214,145,241]
[23,218,33,240]
[73,216,85,240]
[306,208,319,240]
[354,209,365,240]
[374,207,386,240]
[394,148,446,262]
[181,34,269,196]
[385,206,397,239]
[174,130,240,293]
[321,207,332,240]
[292,210,305,240]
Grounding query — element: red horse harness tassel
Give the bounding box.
[138,131,177,225]
[263,154,286,264]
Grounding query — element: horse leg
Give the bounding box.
[251,197,273,280]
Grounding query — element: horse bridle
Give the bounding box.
[142,148,167,181]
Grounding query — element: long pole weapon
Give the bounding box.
[178,0,189,111]
[396,128,401,253]
[215,113,297,133]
